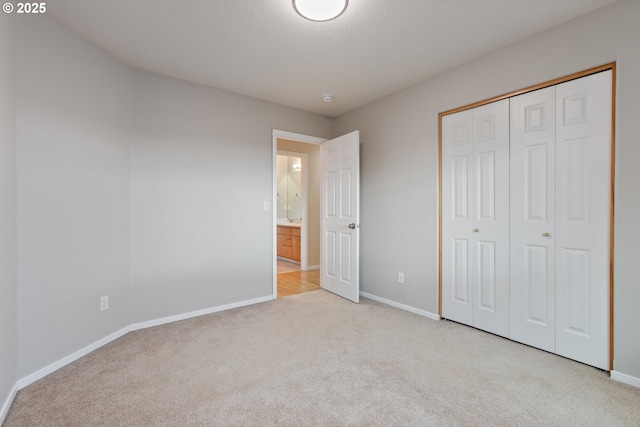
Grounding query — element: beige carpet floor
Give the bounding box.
[4,290,640,426]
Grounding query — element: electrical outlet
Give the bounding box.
[263,201,269,211]
[397,272,404,284]
[100,296,109,311]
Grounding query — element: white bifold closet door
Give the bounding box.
[443,70,611,370]
[509,86,557,352]
[442,99,510,338]
[510,71,611,369]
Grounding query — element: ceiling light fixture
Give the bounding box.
[292,0,348,22]
[322,94,334,103]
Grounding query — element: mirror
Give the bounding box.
[277,154,303,221]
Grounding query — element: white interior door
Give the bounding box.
[321,131,360,303]
[471,100,510,338]
[554,71,611,370]
[509,86,557,352]
[442,110,474,326]
[442,101,509,336]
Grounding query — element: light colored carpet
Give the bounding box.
[4,290,640,426]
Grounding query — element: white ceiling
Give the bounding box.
[47,0,618,117]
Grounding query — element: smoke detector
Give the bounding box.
[322,94,334,103]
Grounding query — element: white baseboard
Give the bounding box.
[306,265,320,271]
[277,256,300,264]
[15,295,274,392]
[611,370,640,388]
[360,292,441,321]
[0,383,17,426]
[16,326,131,390]
[129,295,273,331]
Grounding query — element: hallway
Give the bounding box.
[277,259,320,297]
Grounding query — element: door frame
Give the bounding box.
[437,62,617,370]
[272,130,327,298]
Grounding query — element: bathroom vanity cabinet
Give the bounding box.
[277,225,300,262]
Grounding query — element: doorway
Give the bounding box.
[272,130,326,298]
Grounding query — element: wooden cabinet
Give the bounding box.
[291,228,300,261]
[277,226,292,258]
[277,225,300,262]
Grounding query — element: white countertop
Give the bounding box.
[277,221,301,228]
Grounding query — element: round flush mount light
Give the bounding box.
[322,94,334,103]
[293,0,349,22]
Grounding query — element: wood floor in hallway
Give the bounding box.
[277,269,320,296]
[277,259,320,297]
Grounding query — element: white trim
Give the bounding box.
[306,265,320,271]
[0,383,17,425]
[611,370,640,388]
[273,129,326,145]
[15,295,273,391]
[16,326,131,390]
[277,256,300,264]
[272,134,278,297]
[360,292,441,321]
[129,295,273,331]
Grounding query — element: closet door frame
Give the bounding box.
[438,62,617,370]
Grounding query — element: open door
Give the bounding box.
[321,131,360,303]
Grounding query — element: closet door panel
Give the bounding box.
[509,86,556,352]
[442,110,474,326]
[555,71,611,370]
[472,100,510,338]
[524,244,551,324]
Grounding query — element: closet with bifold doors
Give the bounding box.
[441,69,613,370]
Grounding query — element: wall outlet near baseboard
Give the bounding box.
[100,296,109,311]
[397,272,404,284]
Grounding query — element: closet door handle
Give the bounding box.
[473,228,479,233]
[542,232,551,238]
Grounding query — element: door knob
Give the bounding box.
[348,223,356,229]
[542,232,551,238]
[473,228,479,233]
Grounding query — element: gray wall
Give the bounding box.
[10,12,332,384]
[0,11,17,417]
[15,15,132,378]
[130,70,332,322]
[335,0,640,379]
